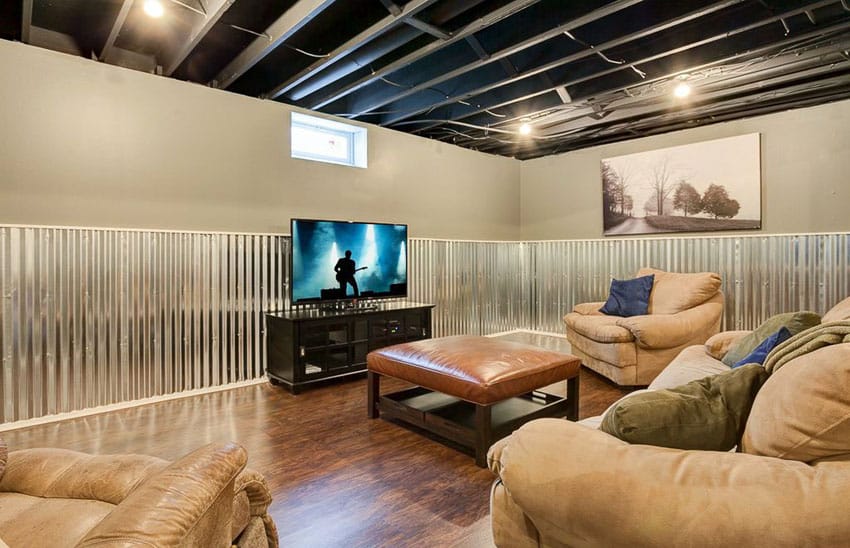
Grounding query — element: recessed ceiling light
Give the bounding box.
[144,0,165,18]
[519,123,532,135]
[673,82,691,98]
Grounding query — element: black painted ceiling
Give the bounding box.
[6,0,850,159]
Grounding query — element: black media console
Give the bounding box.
[265,301,434,394]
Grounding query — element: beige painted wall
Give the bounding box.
[520,99,850,240]
[0,40,520,240]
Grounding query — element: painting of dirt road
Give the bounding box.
[602,134,761,236]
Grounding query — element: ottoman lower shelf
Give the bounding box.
[370,374,578,466]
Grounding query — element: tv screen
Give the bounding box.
[291,219,408,303]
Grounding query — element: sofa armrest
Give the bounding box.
[490,419,850,547]
[234,469,279,548]
[615,297,723,349]
[570,302,606,316]
[704,330,751,360]
[78,442,247,547]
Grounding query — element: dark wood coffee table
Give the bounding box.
[366,335,581,466]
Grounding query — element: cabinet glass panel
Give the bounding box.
[353,342,368,366]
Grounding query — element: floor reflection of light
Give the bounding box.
[397,241,406,279]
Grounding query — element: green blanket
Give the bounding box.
[764,320,850,374]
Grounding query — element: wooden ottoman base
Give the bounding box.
[366,335,581,467]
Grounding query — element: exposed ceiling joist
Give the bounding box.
[510,73,850,158]
[402,17,451,40]
[408,0,834,135]
[213,0,337,89]
[379,0,403,17]
[99,0,134,62]
[164,0,236,76]
[265,0,439,101]
[305,0,542,110]
[21,0,32,44]
[380,0,744,127]
[346,0,647,120]
[445,30,850,154]
[464,35,490,60]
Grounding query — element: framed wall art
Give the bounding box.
[602,133,761,236]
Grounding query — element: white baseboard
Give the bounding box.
[0,377,268,433]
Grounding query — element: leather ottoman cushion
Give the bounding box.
[367,335,580,405]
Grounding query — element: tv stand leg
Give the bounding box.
[367,371,380,418]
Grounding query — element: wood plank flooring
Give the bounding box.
[0,333,632,547]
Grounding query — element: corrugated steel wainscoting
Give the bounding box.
[1,227,848,423]
[525,234,849,334]
[0,227,288,423]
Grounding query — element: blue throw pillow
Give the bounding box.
[599,275,654,317]
[732,326,792,368]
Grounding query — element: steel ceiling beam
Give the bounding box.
[471,46,850,153]
[344,0,649,120]
[304,0,542,110]
[509,73,850,159]
[449,35,850,154]
[409,0,843,134]
[477,20,850,135]
[377,0,747,127]
[402,17,451,40]
[528,38,850,135]
[264,0,439,101]
[213,0,337,89]
[21,0,32,43]
[99,0,133,62]
[164,0,236,76]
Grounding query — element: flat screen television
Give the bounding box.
[290,218,408,304]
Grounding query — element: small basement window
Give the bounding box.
[290,112,367,168]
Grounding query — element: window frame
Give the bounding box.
[290,112,367,168]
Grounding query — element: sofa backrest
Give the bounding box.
[741,343,850,463]
[823,296,850,323]
[637,267,722,315]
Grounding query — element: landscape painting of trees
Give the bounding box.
[602,134,761,236]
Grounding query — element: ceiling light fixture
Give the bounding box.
[519,123,532,135]
[144,0,165,18]
[673,82,691,98]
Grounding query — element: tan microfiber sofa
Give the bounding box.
[0,441,278,548]
[489,296,850,547]
[564,267,723,386]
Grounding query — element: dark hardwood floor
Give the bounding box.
[0,333,631,547]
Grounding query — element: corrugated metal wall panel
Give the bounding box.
[1,227,848,423]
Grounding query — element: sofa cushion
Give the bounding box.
[637,267,721,315]
[599,275,654,317]
[649,344,731,390]
[600,364,768,450]
[564,313,635,343]
[0,492,114,548]
[822,296,850,323]
[722,311,821,367]
[742,344,850,462]
[704,331,751,361]
[731,327,791,368]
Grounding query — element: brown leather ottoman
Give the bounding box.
[367,335,581,466]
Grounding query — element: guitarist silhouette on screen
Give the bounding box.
[334,250,367,297]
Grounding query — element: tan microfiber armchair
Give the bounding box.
[0,442,278,548]
[564,267,723,386]
[489,296,850,547]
